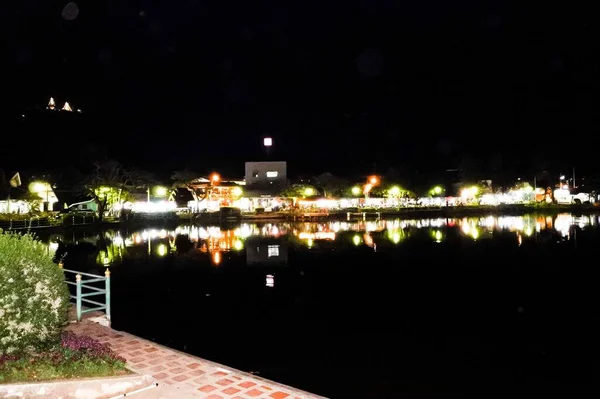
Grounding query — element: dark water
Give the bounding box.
[41,214,600,397]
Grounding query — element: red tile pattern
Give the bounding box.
[65,320,326,399]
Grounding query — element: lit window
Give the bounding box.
[266,171,278,178]
[267,245,279,257]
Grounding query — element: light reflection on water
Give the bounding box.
[41,213,597,266]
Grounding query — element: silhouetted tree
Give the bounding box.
[80,160,137,222]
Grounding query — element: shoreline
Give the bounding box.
[235,204,600,222]
[1,204,597,231]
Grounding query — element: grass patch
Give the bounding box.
[0,332,129,384]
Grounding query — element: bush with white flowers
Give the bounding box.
[0,231,69,354]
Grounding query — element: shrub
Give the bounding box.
[0,332,127,383]
[0,230,70,354]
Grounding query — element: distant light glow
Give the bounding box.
[263,137,273,147]
[266,274,275,287]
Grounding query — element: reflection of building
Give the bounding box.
[246,238,288,265]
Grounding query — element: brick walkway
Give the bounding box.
[65,318,326,399]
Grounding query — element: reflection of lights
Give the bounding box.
[233,239,243,250]
[363,233,374,247]
[307,238,314,248]
[266,274,275,287]
[212,252,221,265]
[555,214,572,237]
[353,235,361,246]
[157,244,167,257]
[268,245,280,257]
[298,232,336,240]
[432,230,443,243]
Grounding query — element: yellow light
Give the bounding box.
[432,186,443,195]
[28,181,48,193]
[307,238,313,248]
[233,239,243,250]
[368,175,379,185]
[389,186,401,196]
[351,186,361,196]
[298,232,315,240]
[154,186,168,197]
[353,235,361,246]
[232,187,243,197]
[157,244,167,257]
[212,251,221,265]
[304,187,315,196]
[211,173,220,183]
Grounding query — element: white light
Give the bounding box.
[263,137,273,147]
[266,171,278,178]
[266,274,275,287]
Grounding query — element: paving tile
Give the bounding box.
[238,381,256,389]
[222,387,241,395]
[170,367,187,374]
[65,319,324,399]
[198,385,218,393]
[246,388,264,397]
[172,374,191,382]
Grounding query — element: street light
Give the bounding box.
[368,175,379,185]
[211,173,220,184]
[430,186,444,196]
[263,137,273,147]
[351,186,361,196]
[389,186,401,197]
[304,187,315,197]
[154,186,168,197]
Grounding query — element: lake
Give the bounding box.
[40,213,600,397]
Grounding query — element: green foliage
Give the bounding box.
[0,231,70,354]
[0,332,128,383]
[280,184,318,198]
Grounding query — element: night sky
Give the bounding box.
[2,1,599,178]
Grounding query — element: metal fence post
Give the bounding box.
[104,269,111,325]
[76,274,82,322]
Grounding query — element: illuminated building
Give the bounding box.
[187,177,245,212]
